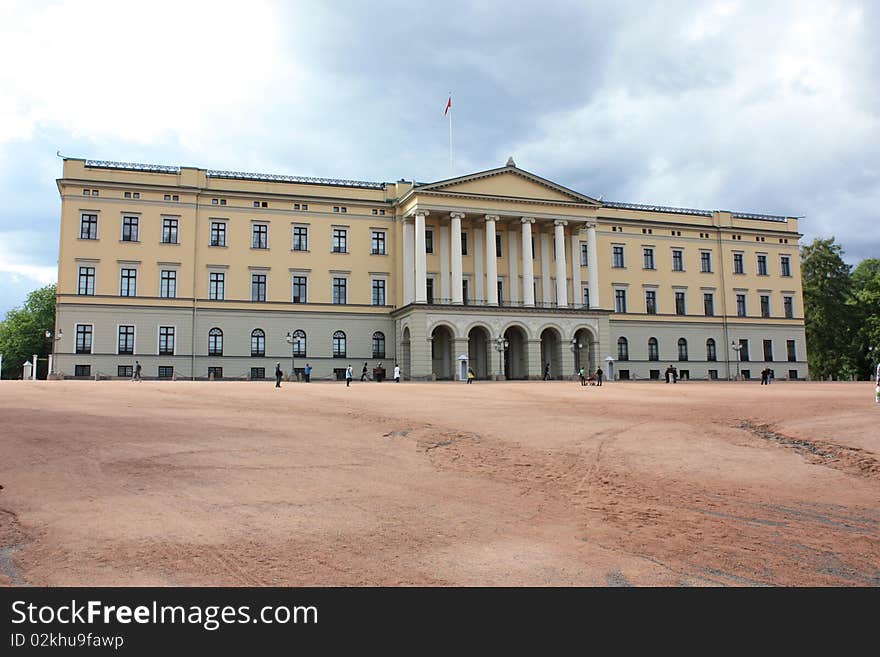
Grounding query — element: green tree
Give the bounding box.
[0,284,57,379]
[800,238,855,380]
[849,258,880,379]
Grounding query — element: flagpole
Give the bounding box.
[448,91,453,175]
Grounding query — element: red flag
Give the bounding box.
[444,96,451,116]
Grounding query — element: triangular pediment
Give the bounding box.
[415,165,601,206]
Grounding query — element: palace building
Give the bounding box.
[53,157,807,381]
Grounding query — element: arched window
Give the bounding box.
[208,327,223,356]
[678,338,688,361]
[332,331,346,358]
[648,337,659,361]
[292,329,306,357]
[617,336,629,361]
[372,331,386,359]
[251,329,265,357]
[706,338,717,362]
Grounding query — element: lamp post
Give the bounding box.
[285,331,296,382]
[494,336,508,380]
[730,340,742,381]
[570,337,584,375]
[45,329,62,378]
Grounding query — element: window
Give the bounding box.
[372,279,386,306]
[332,228,347,253]
[496,234,502,258]
[251,329,265,357]
[648,337,659,361]
[122,215,139,241]
[643,247,655,270]
[675,291,686,315]
[292,276,307,304]
[497,280,504,305]
[733,253,744,274]
[158,366,174,379]
[159,327,175,355]
[118,325,134,355]
[251,367,266,380]
[788,369,798,380]
[74,365,91,377]
[739,339,750,362]
[672,249,684,271]
[763,339,773,362]
[252,224,268,249]
[425,229,434,254]
[783,295,794,319]
[210,222,226,247]
[75,324,93,354]
[700,251,712,273]
[736,293,747,317]
[582,287,590,309]
[292,330,306,357]
[617,337,629,361]
[462,280,469,305]
[160,270,177,298]
[532,235,536,259]
[787,340,797,362]
[162,217,179,244]
[707,338,717,362]
[292,225,309,251]
[645,290,657,315]
[208,328,223,356]
[703,292,715,317]
[332,277,347,304]
[426,278,434,304]
[78,266,95,295]
[461,232,468,256]
[80,213,98,239]
[615,289,627,313]
[678,338,688,361]
[757,254,768,276]
[120,268,137,297]
[613,246,625,268]
[781,255,791,277]
[650,369,661,380]
[209,272,225,300]
[371,231,386,255]
[251,273,267,302]
[372,332,386,359]
[580,243,588,267]
[760,294,770,318]
[208,367,223,380]
[332,331,346,358]
[708,369,718,380]
[118,365,133,378]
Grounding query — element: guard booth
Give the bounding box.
[457,354,469,381]
[604,356,615,382]
[22,361,33,380]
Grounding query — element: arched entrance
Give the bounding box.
[503,325,528,380]
[572,327,595,375]
[467,326,491,379]
[401,326,411,380]
[540,327,563,379]
[431,324,455,380]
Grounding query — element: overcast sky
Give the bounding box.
[1,0,877,315]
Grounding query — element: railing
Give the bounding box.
[421,299,592,310]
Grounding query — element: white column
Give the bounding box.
[485,215,499,305]
[570,226,583,306]
[48,354,53,377]
[402,218,414,305]
[554,220,568,308]
[541,228,552,305]
[450,212,464,304]
[508,226,519,304]
[521,218,535,307]
[440,220,450,302]
[587,222,599,309]
[414,211,428,303]
[474,226,484,302]
[32,354,38,380]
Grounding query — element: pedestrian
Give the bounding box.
[275,362,282,388]
[345,365,353,387]
[671,366,678,383]
[760,367,769,385]
[304,363,311,383]
[466,367,475,384]
[543,362,551,381]
[394,363,401,383]
[596,366,603,386]
[579,366,586,386]
[361,362,369,382]
[133,360,142,382]
[377,362,384,382]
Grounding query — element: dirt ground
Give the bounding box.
[0,379,878,587]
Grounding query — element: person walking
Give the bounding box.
[304,363,311,383]
[543,363,551,381]
[133,360,142,382]
[394,363,401,383]
[579,366,586,386]
[466,367,475,384]
[760,367,768,385]
[345,365,353,387]
[274,362,282,388]
[361,362,369,382]
[596,366,604,386]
